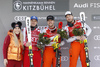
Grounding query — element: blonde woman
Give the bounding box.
[3,22,24,67]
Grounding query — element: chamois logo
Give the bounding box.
[13,0,22,11]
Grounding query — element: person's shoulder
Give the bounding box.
[76,20,81,23]
[5,34,10,40]
[63,25,69,31]
[75,20,82,25]
[6,35,10,37]
[36,27,40,30]
[7,29,13,36]
[42,26,48,31]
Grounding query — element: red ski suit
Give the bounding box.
[23,28,41,67]
[64,20,87,67]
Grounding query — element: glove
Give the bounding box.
[52,43,60,50]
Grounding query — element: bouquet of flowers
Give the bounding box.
[72,25,84,36]
[37,33,51,50]
[57,29,68,39]
[72,25,84,43]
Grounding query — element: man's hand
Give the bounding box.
[52,43,60,50]
[56,34,61,38]
[26,42,31,47]
[76,36,81,40]
[81,35,86,41]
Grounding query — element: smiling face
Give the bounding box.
[13,27,21,34]
[65,15,74,23]
[31,19,38,27]
[47,19,54,28]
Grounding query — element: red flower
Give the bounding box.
[58,22,63,29]
[75,25,81,29]
[44,35,50,38]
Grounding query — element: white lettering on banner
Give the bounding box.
[94,35,100,40]
[23,2,44,4]
[61,56,69,61]
[94,47,100,49]
[23,1,55,5]
[93,26,100,29]
[44,1,55,4]
[94,55,100,61]
[74,16,87,20]
[23,5,55,11]
[90,3,100,8]
[38,17,46,19]
[73,3,100,8]
[14,16,27,21]
[74,3,88,8]
[13,0,57,11]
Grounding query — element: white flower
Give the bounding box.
[61,29,64,31]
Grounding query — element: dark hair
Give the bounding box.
[47,15,54,21]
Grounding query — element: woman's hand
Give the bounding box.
[4,59,8,67]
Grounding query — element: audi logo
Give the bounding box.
[94,35,100,40]
[94,55,100,60]
[14,16,27,21]
[61,56,69,61]
[94,47,100,49]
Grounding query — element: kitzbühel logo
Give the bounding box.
[13,0,22,11]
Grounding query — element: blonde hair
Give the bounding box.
[13,31,23,45]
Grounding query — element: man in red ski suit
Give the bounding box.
[23,16,41,67]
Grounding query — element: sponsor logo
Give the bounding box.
[14,16,27,21]
[94,35,100,40]
[74,16,87,20]
[94,55,100,60]
[74,3,89,8]
[92,15,100,21]
[93,26,100,29]
[94,47,100,49]
[61,56,69,61]
[73,3,100,8]
[13,0,69,12]
[38,17,46,20]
